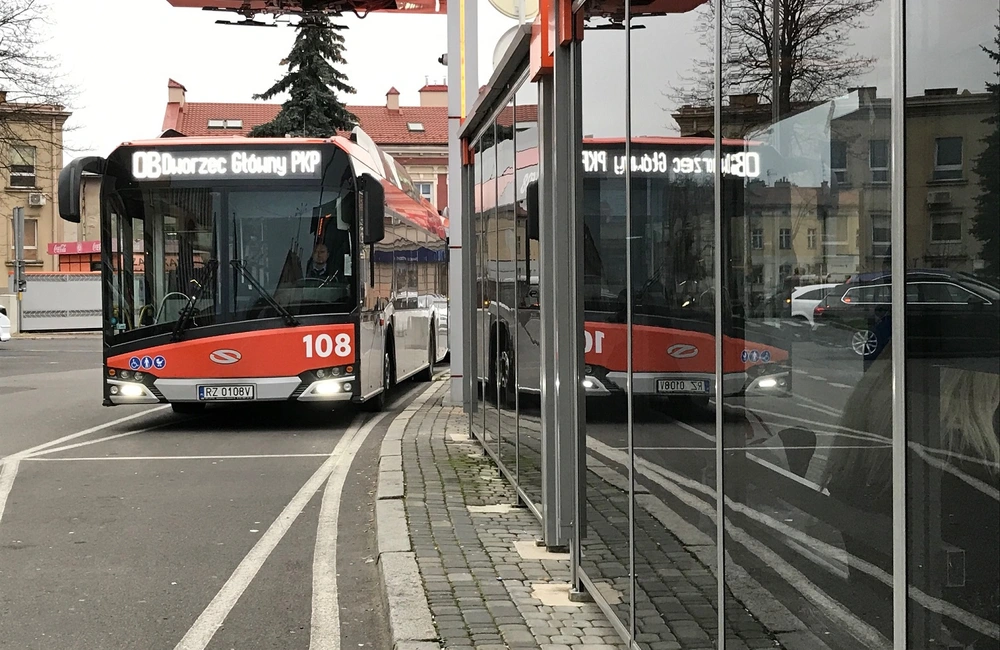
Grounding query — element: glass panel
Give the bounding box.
[626,0,721,645]
[482,122,501,449]
[514,80,543,506]
[473,140,486,441]
[580,1,632,635]
[497,99,518,472]
[717,0,895,646]
[905,3,1000,648]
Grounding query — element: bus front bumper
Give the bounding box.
[106,376,356,405]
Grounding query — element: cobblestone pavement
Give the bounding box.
[399,384,627,650]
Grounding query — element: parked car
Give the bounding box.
[812,270,1000,358]
[790,283,838,326]
[0,305,11,342]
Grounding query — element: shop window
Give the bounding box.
[10,145,36,188]
[779,228,792,250]
[930,212,963,243]
[933,137,963,180]
[869,139,889,184]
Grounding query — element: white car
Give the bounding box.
[0,305,11,342]
[790,283,838,326]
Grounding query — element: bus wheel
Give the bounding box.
[172,403,205,415]
[498,332,516,408]
[366,349,393,412]
[417,327,435,382]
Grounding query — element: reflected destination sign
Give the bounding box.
[582,149,761,179]
[131,150,324,180]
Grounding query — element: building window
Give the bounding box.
[407,122,425,132]
[10,217,38,261]
[207,119,244,129]
[933,137,963,180]
[415,182,433,202]
[10,145,36,188]
[807,228,817,250]
[871,213,891,254]
[830,140,847,184]
[930,213,963,243]
[779,228,792,250]
[869,139,889,184]
[751,228,764,250]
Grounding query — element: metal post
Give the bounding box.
[12,206,27,328]
[447,0,478,410]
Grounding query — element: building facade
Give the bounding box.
[1,94,72,273]
[457,1,1000,648]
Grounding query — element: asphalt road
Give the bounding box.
[0,336,430,650]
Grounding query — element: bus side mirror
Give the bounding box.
[58,156,106,224]
[359,173,385,245]
[526,179,539,241]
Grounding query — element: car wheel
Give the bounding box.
[850,329,879,357]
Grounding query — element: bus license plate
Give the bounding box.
[198,385,256,401]
[656,379,710,394]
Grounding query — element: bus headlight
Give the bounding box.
[314,380,341,395]
[120,384,145,398]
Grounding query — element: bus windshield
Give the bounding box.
[581,142,733,322]
[102,145,357,343]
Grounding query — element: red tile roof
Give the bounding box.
[164,100,448,145]
[496,104,538,128]
[419,84,448,92]
[386,87,400,95]
[168,78,187,90]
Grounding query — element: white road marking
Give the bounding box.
[0,406,169,527]
[2,407,169,462]
[27,453,332,462]
[829,382,852,389]
[27,422,178,458]
[310,382,442,650]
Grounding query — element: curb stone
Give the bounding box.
[375,381,443,650]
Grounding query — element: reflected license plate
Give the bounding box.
[656,379,711,394]
[197,385,256,401]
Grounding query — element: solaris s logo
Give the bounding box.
[667,344,698,359]
[209,349,242,365]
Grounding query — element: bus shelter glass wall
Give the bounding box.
[625,2,722,647]
[497,101,518,471]
[578,4,633,633]
[717,0,897,646]
[905,2,1000,647]
[514,80,543,506]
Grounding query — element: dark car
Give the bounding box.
[812,270,1000,359]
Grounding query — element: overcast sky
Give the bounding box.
[44,0,515,162]
[39,0,998,160]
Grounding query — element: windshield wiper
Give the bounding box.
[231,260,300,327]
[172,259,219,342]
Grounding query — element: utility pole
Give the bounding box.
[12,206,27,330]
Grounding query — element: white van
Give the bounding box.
[0,305,11,342]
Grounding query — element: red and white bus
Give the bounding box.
[476,136,790,404]
[58,129,449,413]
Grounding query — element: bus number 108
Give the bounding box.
[303,333,353,359]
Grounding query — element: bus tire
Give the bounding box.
[416,326,435,382]
[366,337,395,412]
[171,403,205,415]
[498,328,516,408]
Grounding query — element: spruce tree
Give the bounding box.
[971,20,1000,282]
[250,12,357,138]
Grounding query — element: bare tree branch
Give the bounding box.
[668,0,881,124]
[0,0,77,175]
